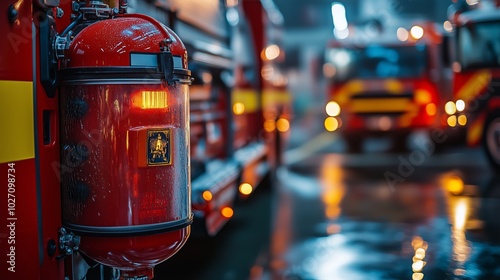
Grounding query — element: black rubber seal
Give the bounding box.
[64,214,193,237]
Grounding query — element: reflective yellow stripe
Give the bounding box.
[467,114,484,146]
[336,80,364,105]
[384,79,404,93]
[349,98,411,113]
[0,81,34,163]
[263,89,292,107]
[456,70,491,102]
[234,88,291,112]
[233,89,260,113]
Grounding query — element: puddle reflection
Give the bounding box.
[272,156,500,280]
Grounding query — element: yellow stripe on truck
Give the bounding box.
[0,80,34,163]
[456,70,491,102]
[349,98,411,113]
[263,89,292,107]
[233,89,260,113]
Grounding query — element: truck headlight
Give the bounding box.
[326,101,341,117]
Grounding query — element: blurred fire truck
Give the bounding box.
[133,0,290,237]
[447,0,500,169]
[323,19,450,152]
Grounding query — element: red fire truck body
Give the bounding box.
[323,21,448,151]
[1,1,64,279]
[135,0,290,237]
[247,0,291,167]
[449,1,500,169]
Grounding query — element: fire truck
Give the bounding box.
[247,0,291,168]
[134,0,290,237]
[447,0,500,170]
[0,0,288,279]
[323,19,450,152]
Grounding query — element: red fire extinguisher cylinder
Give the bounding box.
[59,14,192,279]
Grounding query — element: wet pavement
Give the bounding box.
[263,147,500,280]
[157,120,500,280]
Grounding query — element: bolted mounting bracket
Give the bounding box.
[57,227,81,259]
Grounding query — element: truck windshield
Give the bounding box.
[457,20,500,70]
[325,44,428,81]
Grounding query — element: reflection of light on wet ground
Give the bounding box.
[290,219,458,280]
[320,155,345,220]
[282,228,408,280]
[271,169,295,275]
[284,132,338,165]
[453,198,468,230]
[451,229,471,272]
[411,236,428,279]
[449,198,472,277]
[272,140,500,280]
[277,157,448,279]
[277,168,322,197]
[439,172,474,278]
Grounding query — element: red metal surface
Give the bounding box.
[241,0,266,139]
[0,1,33,82]
[36,5,66,279]
[60,15,190,274]
[1,2,65,279]
[240,0,288,169]
[207,87,229,158]
[452,70,500,147]
[451,71,488,101]
[60,83,190,225]
[81,227,190,276]
[64,15,187,68]
[0,160,41,280]
[189,86,228,161]
[452,70,495,102]
[242,0,264,82]
[193,179,238,236]
[60,83,191,273]
[488,97,500,110]
[232,89,262,150]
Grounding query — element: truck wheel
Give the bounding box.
[483,112,500,170]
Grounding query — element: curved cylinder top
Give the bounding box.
[63,14,188,69]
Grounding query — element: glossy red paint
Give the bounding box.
[241,0,266,139]
[488,97,500,110]
[59,14,191,276]
[0,160,41,280]
[1,2,65,279]
[36,5,67,279]
[80,227,190,278]
[1,1,33,82]
[242,1,264,84]
[64,15,187,68]
[240,0,290,168]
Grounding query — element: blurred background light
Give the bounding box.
[410,25,424,40]
[397,27,409,42]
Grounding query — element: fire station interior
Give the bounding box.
[3,0,500,280]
